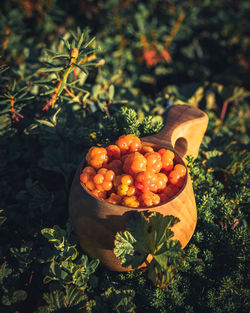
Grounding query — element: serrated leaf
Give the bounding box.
[114,231,146,269]
[155,240,182,267]
[148,214,180,251]
[114,212,182,286]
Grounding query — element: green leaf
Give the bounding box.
[109,84,115,101]
[36,119,55,128]
[43,275,54,284]
[52,107,61,125]
[114,231,146,269]
[148,261,175,289]
[154,240,182,267]
[50,53,69,61]
[39,66,64,73]
[74,63,88,74]
[41,228,55,240]
[83,36,95,49]
[50,261,61,276]
[114,212,182,287]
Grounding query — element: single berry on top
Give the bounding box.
[81,134,187,208]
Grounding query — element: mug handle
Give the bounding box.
[143,104,208,159]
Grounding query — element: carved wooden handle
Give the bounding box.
[143,104,208,159]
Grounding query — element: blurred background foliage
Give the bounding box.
[0,0,249,312]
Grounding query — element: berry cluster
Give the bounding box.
[81,134,187,208]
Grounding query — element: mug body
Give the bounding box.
[69,144,197,271]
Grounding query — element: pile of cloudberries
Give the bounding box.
[80,134,186,207]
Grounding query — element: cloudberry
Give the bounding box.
[107,144,121,160]
[123,152,147,176]
[145,152,162,173]
[86,147,108,169]
[116,134,142,154]
[174,164,187,177]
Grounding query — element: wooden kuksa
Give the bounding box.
[69,105,208,271]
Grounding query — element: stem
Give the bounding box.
[220,100,228,122]
[45,49,79,110]
[164,12,185,50]
[64,86,82,105]
[9,96,24,122]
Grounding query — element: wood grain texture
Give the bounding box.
[69,105,208,272]
[144,104,209,159]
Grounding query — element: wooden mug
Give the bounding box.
[69,105,208,271]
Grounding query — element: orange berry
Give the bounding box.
[127,185,136,196]
[93,173,104,185]
[80,172,90,184]
[86,147,108,169]
[174,164,187,177]
[168,170,181,185]
[123,196,140,208]
[158,148,175,160]
[105,170,115,182]
[155,172,168,191]
[92,189,107,200]
[98,168,108,175]
[85,180,95,191]
[145,152,162,173]
[161,160,174,174]
[107,145,121,160]
[141,191,160,207]
[135,170,157,192]
[102,181,113,191]
[82,166,96,176]
[141,146,154,154]
[96,183,105,191]
[123,152,147,176]
[116,134,142,154]
[117,184,129,196]
[107,193,122,204]
[158,149,174,173]
[120,174,134,186]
